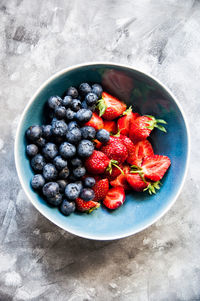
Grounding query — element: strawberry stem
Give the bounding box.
[143,181,161,195]
[97,99,107,117]
[87,202,100,213]
[144,115,167,133]
[106,160,124,175]
[122,106,132,115]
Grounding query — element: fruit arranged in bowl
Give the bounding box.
[25,82,171,216]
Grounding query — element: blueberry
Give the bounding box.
[79,83,92,96]
[59,166,70,180]
[71,99,82,112]
[47,193,62,206]
[66,108,76,121]
[53,156,68,170]
[26,144,38,157]
[80,188,95,202]
[55,106,66,119]
[75,180,83,191]
[73,166,86,178]
[52,120,68,137]
[91,84,103,99]
[43,182,59,198]
[68,174,77,182]
[81,126,96,140]
[68,121,79,131]
[42,125,52,139]
[77,140,94,157]
[96,129,110,143]
[31,154,46,172]
[42,143,58,160]
[59,142,76,159]
[48,109,55,120]
[48,96,62,109]
[85,93,98,106]
[60,200,76,216]
[57,179,68,193]
[26,125,42,141]
[36,137,46,148]
[75,109,92,123]
[31,174,45,190]
[66,127,82,144]
[43,163,58,181]
[67,87,79,99]
[62,95,72,108]
[84,177,96,188]
[71,157,82,167]
[65,183,81,200]
[81,100,96,112]
[52,136,65,145]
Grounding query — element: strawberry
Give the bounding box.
[84,112,104,130]
[110,165,131,190]
[129,115,167,142]
[93,139,102,149]
[97,92,126,120]
[103,120,117,134]
[119,134,136,165]
[128,139,154,166]
[126,173,161,194]
[75,198,100,213]
[117,106,140,136]
[101,136,128,164]
[103,187,125,210]
[92,178,109,201]
[103,164,123,181]
[131,155,171,181]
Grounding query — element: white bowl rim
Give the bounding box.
[14,62,190,240]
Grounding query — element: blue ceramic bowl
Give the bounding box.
[15,63,190,240]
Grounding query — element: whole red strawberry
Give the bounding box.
[84,112,104,130]
[103,120,117,134]
[97,92,126,120]
[103,164,123,181]
[117,106,140,136]
[101,136,128,164]
[92,178,109,201]
[119,134,136,165]
[75,198,100,213]
[103,187,125,210]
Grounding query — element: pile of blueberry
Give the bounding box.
[26,83,110,216]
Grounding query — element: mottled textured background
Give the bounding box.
[0,0,199,300]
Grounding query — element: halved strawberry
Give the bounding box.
[127,140,154,166]
[97,92,126,120]
[103,120,117,134]
[117,107,140,136]
[84,112,104,130]
[103,187,125,210]
[126,173,148,192]
[92,178,109,201]
[110,165,131,190]
[75,198,100,213]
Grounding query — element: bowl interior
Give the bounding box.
[16,64,189,240]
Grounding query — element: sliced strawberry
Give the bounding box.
[117,107,140,136]
[110,165,131,190]
[103,120,117,134]
[126,173,148,192]
[97,92,126,120]
[75,198,100,213]
[92,178,109,201]
[103,187,125,210]
[141,155,171,181]
[128,140,154,166]
[84,112,104,130]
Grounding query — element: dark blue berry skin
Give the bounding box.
[96,129,110,143]
[47,193,62,206]
[77,140,94,157]
[42,143,58,160]
[68,121,79,131]
[59,142,76,159]
[26,144,38,157]
[62,95,72,108]
[71,157,82,167]
[43,163,58,181]
[80,188,95,202]
[55,106,66,119]
[67,87,79,99]
[53,156,68,170]
[75,181,83,191]
[81,126,96,140]
[65,183,81,200]
[31,154,46,172]
[79,83,92,96]
[75,109,92,123]
[60,200,76,216]
[71,99,82,112]
[36,137,46,148]
[51,117,58,125]
[48,96,62,109]
[26,125,42,141]
[82,101,96,112]
[52,120,68,137]
[84,177,96,188]
[68,174,77,182]
[42,125,52,139]
[57,179,68,193]
[66,108,76,121]
[66,127,82,144]
[85,93,98,106]
[59,166,70,180]
[91,84,103,99]
[73,166,86,178]
[42,182,59,198]
[31,174,45,190]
